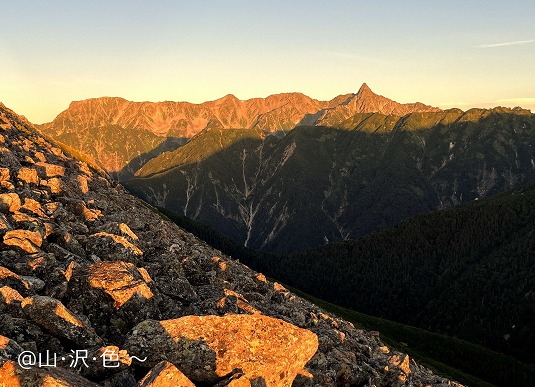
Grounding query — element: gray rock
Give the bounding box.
[21,296,102,347]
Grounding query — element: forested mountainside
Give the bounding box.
[127,107,535,252]
[39,84,439,178]
[250,180,535,366]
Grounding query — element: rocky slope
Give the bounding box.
[0,104,460,385]
[39,84,439,178]
[127,107,535,252]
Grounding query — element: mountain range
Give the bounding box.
[40,84,439,179]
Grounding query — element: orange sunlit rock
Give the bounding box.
[1,360,99,387]
[77,175,89,194]
[0,285,24,305]
[2,229,43,253]
[126,314,318,386]
[22,198,47,217]
[389,354,412,381]
[35,162,65,178]
[0,360,21,387]
[119,223,138,240]
[90,232,143,256]
[139,361,195,387]
[0,167,10,182]
[87,261,153,308]
[0,192,21,213]
[17,167,38,185]
[0,267,29,292]
[21,296,102,347]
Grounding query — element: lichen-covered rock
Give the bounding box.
[0,360,100,387]
[86,261,154,308]
[139,361,195,387]
[2,229,43,254]
[63,260,163,342]
[21,295,103,347]
[125,314,319,386]
[0,193,21,213]
[0,267,30,295]
[17,167,39,185]
[0,335,24,360]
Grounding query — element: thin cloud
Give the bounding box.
[497,97,535,104]
[439,102,472,107]
[476,39,535,48]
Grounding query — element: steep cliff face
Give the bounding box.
[128,107,535,252]
[0,103,459,385]
[40,84,439,177]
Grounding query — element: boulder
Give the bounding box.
[0,286,24,314]
[2,229,43,254]
[0,267,30,295]
[65,261,161,340]
[78,175,90,194]
[86,232,143,261]
[17,167,39,185]
[21,198,47,217]
[21,295,102,347]
[0,193,21,213]
[67,199,102,222]
[86,261,154,308]
[35,162,65,178]
[144,256,198,303]
[44,177,65,194]
[0,360,99,387]
[0,167,10,182]
[0,147,21,170]
[138,361,195,387]
[125,314,318,386]
[0,335,24,360]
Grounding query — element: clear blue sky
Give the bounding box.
[1,0,534,123]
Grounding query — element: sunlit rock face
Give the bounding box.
[39,84,439,178]
[125,314,319,385]
[0,101,462,385]
[138,361,195,387]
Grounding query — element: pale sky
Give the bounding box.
[1,0,534,123]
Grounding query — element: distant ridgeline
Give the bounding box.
[39,86,535,253]
[39,83,437,179]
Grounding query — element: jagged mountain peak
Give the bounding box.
[210,93,241,105]
[356,82,372,95]
[40,87,441,175]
